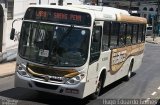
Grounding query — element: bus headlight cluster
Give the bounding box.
[66,73,85,85]
[17,63,30,78]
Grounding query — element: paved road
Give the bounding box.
[0,43,160,105]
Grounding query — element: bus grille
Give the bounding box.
[26,64,77,83]
[34,81,58,90]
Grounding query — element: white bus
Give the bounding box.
[11,5,147,99]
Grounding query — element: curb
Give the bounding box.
[146,41,159,44]
[0,72,15,78]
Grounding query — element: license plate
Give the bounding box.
[39,49,49,57]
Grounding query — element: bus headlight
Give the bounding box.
[17,63,30,78]
[66,73,85,85]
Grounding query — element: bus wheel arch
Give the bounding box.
[90,69,106,99]
[99,69,106,88]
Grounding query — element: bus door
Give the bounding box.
[85,24,102,94]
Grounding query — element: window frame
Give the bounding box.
[101,21,146,51]
[126,23,133,45]
[109,22,120,49]
[119,23,127,47]
[102,21,111,51]
[90,25,102,64]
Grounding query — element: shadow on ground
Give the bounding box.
[0,73,136,105]
[100,72,136,96]
[0,88,91,105]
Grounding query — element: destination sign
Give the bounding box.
[24,7,91,27]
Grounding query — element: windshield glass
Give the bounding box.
[19,22,90,67]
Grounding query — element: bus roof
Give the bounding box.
[28,5,147,24]
[117,14,147,24]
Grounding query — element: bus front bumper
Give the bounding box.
[15,72,85,99]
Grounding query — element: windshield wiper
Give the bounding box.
[55,25,74,51]
[58,25,74,45]
[49,25,74,65]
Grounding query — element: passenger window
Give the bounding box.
[132,24,138,44]
[138,24,143,43]
[102,22,110,51]
[110,22,119,48]
[126,24,132,45]
[119,24,126,46]
[142,25,146,42]
[90,26,102,63]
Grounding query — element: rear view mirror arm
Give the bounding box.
[10,18,23,40]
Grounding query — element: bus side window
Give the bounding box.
[119,23,126,46]
[90,26,102,63]
[138,24,143,43]
[102,21,110,51]
[126,24,132,45]
[110,22,119,48]
[142,24,146,42]
[132,24,138,44]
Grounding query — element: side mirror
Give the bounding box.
[10,18,23,40]
[10,28,15,40]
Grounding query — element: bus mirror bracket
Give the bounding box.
[10,18,23,40]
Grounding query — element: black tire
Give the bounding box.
[90,77,103,99]
[125,62,133,81]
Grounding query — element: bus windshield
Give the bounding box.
[19,22,90,67]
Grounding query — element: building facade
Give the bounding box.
[101,0,158,25]
[139,3,158,25]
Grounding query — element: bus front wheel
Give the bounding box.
[90,77,103,99]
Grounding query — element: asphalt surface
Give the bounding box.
[0,43,160,105]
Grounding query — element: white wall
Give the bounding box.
[5,0,29,50]
[1,3,7,52]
